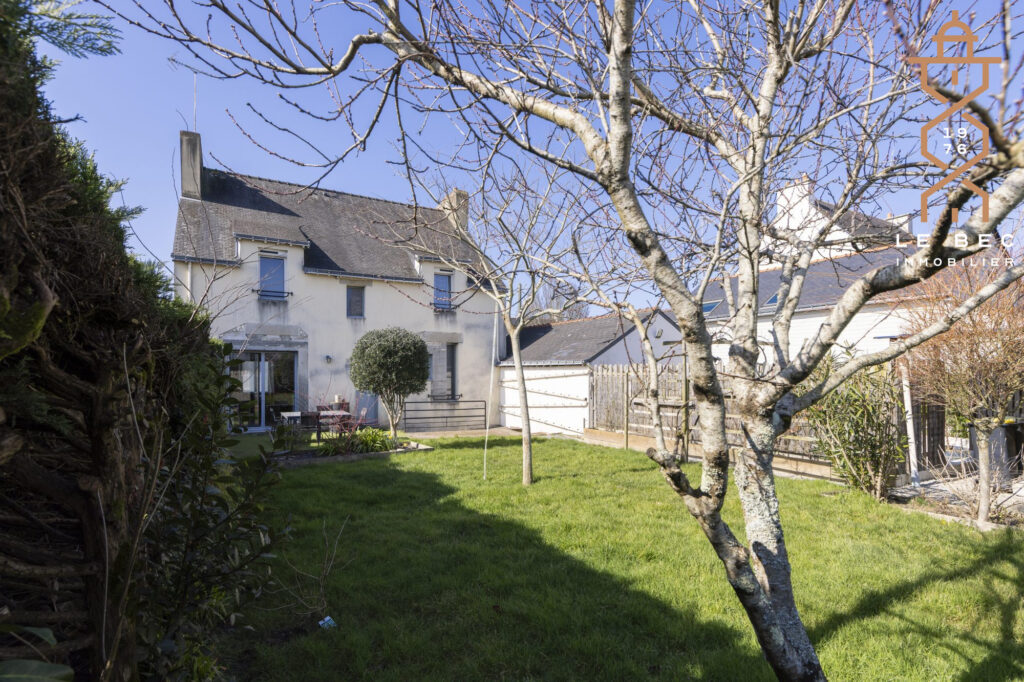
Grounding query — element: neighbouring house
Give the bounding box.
[498,309,680,435]
[771,173,914,261]
[171,131,500,430]
[703,176,915,367]
[702,246,918,367]
[703,176,1023,480]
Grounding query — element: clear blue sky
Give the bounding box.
[37,8,1008,272]
[38,24,414,268]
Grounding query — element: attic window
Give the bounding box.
[764,294,779,307]
[468,271,491,290]
[702,301,721,315]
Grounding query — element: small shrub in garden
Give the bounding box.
[270,422,301,453]
[804,353,907,500]
[317,433,352,456]
[355,427,397,452]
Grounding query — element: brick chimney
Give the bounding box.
[180,130,202,200]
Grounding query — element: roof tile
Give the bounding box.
[173,169,480,280]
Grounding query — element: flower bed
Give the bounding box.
[272,441,433,468]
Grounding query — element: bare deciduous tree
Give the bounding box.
[110,1,1024,677]
[371,167,594,485]
[901,252,1024,521]
[533,280,590,322]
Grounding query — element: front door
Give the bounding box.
[231,351,297,429]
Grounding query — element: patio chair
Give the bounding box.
[318,406,343,437]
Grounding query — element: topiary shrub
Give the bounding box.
[348,328,429,437]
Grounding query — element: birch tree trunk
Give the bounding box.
[635,319,824,678]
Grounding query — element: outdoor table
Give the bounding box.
[278,410,351,440]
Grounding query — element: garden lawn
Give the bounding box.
[218,437,1024,681]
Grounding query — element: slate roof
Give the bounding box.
[500,309,675,366]
[173,168,481,281]
[702,245,915,321]
[812,199,913,244]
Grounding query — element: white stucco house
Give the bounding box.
[171,131,500,430]
[498,309,681,436]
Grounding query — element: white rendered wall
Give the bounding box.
[708,303,908,367]
[174,238,500,423]
[498,365,590,435]
[589,313,683,365]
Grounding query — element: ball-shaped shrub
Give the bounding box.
[349,327,430,436]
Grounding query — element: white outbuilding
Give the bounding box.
[498,310,681,436]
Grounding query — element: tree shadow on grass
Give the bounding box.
[810,531,1024,680]
[954,546,1024,681]
[232,460,770,681]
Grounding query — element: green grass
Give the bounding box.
[226,432,277,459]
[217,437,1024,681]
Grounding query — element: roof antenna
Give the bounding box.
[192,73,198,131]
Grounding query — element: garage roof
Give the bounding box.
[500,309,675,366]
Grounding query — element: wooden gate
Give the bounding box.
[908,399,946,469]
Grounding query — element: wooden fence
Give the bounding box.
[589,363,952,481]
[589,364,686,446]
[589,364,829,479]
